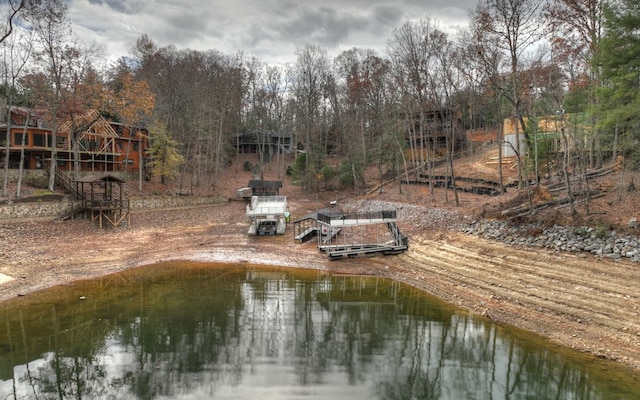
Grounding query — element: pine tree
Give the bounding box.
[597,0,640,168]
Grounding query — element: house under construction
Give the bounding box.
[0,106,148,175]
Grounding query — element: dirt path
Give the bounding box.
[1,200,639,373]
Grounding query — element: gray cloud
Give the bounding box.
[68,0,479,64]
[86,0,137,14]
[276,6,366,46]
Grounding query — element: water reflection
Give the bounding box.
[0,262,637,399]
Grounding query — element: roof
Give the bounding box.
[248,180,282,189]
[58,109,118,139]
[73,174,125,183]
[234,129,292,139]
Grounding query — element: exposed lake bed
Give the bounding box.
[1,198,639,379]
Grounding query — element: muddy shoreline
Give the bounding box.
[1,201,639,373]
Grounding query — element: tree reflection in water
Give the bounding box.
[0,262,637,399]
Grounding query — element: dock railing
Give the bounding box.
[246,195,287,215]
[317,210,396,224]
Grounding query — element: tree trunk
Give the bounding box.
[16,114,30,198]
[560,125,576,215]
[47,122,58,192]
[2,107,10,197]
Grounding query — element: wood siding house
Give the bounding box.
[0,106,149,175]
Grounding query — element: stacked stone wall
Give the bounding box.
[0,196,225,221]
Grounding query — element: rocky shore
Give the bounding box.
[462,219,640,261]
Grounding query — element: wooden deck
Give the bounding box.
[82,199,130,229]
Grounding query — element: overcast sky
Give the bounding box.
[68,0,478,65]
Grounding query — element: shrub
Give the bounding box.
[595,222,610,239]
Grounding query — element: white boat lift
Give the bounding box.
[246,195,288,235]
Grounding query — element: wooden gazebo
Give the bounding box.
[74,174,130,228]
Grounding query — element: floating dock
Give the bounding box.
[316,209,408,260]
[246,195,288,235]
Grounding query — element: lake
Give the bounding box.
[0,261,638,399]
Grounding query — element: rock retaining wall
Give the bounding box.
[462,220,640,262]
[0,196,226,222]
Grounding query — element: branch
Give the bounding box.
[0,0,26,45]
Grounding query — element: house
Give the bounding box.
[233,129,293,161]
[403,108,466,161]
[0,105,54,170]
[0,105,149,175]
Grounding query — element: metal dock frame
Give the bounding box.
[316,209,408,260]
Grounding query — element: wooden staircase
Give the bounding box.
[53,169,86,220]
[54,169,84,200]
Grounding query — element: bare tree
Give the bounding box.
[28,0,69,190]
[293,44,331,194]
[430,29,462,205]
[387,18,442,201]
[471,0,546,187]
[2,0,66,195]
[334,48,394,192]
[131,43,247,190]
[0,0,26,45]
[1,25,33,197]
[544,0,604,168]
[262,64,292,179]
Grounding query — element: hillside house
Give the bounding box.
[233,129,293,162]
[0,106,149,175]
[404,108,466,161]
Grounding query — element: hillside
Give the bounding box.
[2,145,639,234]
[213,147,640,236]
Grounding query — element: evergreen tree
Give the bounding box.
[145,119,184,184]
[597,0,640,168]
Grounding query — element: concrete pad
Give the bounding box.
[0,273,15,285]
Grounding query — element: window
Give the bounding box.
[13,132,28,146]
[33,133,46,147]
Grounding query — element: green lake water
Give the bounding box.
[0,261,638,399]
